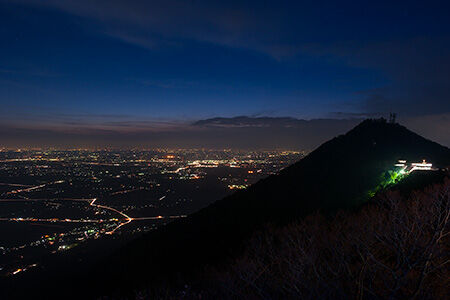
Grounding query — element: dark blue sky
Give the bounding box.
[0,0,449,145]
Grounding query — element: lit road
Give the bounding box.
[110,187,144,196]
[2,179,181,233]
[132,215,187,220]
[89,198,133,234]
[0,183,33,187]
[0,178,187,235]
[0,198,90,202]
[88,198,186,233]
[0,196,187,234]
[5,180,64,195]
[0,217,104,223]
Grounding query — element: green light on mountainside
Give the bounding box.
[367,159,434,198]
[367,167,409,198]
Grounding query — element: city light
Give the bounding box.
[0,148,303,275]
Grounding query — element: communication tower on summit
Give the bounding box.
[389,113,397,123]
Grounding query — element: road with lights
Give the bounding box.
[1,179,186,235]
[0,196,186,234]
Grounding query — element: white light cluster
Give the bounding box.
[396,159,433,173]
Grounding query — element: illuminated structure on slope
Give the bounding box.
[395,159,433,174]
[368,159,434,198]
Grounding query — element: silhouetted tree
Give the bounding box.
[214,178,449,299]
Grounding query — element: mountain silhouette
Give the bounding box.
[96,119,450,295]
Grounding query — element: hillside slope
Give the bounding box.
[96,119,450,296]
[178,176,449,299]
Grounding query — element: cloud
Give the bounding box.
[402,113,450,147]
[1,115,449,149]
[0,109,187,133]
[299,36,450,116]
[0,115,360,149]
[2,0,449,126]
[328,111,384,119]
[5,0,278,54]
[345,37,450,115]
[11,1,421,60]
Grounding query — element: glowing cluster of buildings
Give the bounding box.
[395,159,434,173]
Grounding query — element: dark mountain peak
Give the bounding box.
[346,118,409,140]
[305,118,449,166]
[98,119,450,294]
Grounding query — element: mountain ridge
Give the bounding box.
[95,119,450,296]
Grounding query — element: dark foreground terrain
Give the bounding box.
[141,173,450,299]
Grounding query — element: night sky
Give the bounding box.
[1,1,449,147]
